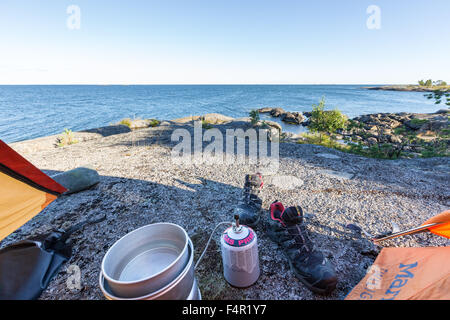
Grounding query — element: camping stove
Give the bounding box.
[220,215,260,287]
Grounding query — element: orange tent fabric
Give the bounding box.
[0,140,66,241]
[345,247,450,300]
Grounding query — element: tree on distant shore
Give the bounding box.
[418,79,432,87]
[433,80,447,86]
[308,98,347,142]
[418,79,447,87]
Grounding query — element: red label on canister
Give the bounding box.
[223,227,255,247]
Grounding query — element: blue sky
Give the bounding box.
[1,0,449,84]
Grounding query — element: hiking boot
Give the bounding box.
[235,174,263,228]
[267,201,337,295]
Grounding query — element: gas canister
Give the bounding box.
[220,215,260,287]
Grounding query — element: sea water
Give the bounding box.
[0,85,439,143]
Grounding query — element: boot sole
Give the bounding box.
[286,257,337,295]
[268,230,337,295]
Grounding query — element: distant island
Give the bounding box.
[364,85,450,92]
[365,79,450,92]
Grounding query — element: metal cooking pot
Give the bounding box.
[100,239,198,300]
[101,223,189,298]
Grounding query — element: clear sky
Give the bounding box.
[1,0,449,84]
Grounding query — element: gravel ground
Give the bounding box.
[3,122,449,300]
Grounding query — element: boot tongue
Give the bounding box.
[282,206,304,226]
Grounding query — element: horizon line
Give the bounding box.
[0,83,408,86]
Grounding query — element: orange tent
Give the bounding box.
[0,140,66,241]
[347,210,450,300]
[345,246,450,300]
[424,210,450,239]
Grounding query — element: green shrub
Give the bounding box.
[346,119,364,130]
[119,118,132,127]
[249,110,260,126]
[346,142,403,159]
[439,128,450,138]
[202,120,213,130]
[148,119,160,127]
[260,120,270,129]
[56,128,79,147]
[420,140,449,158]
[394,126,406,135]
[119,118,160,128]
[409,118,429,126]
[308,98,347,142]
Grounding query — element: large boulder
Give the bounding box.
[388,135,403,144]
[257,107,273,113]
[258,108,306,125]
[259,120,282,131]
[419,119,449,133]
[354,114,373,124]
[387,119,402,129]
[280,112,305,124]
[281,132,304,143]
[270,108,286,117]
[217,118,281,142]
[366,125,379,135]
[405,119,426,130]
[367,137,378,145]
[354,113,406,128]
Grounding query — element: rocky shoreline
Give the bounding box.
[11,108,450,159]
[257,107,449,159]
[2,112,449,300]
[345,110,449,155]
[258,107,305,125]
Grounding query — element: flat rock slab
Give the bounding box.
[315,153,341,159]
[319,169,354,180]
[4,121,449,301]
[269,175,304,190]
